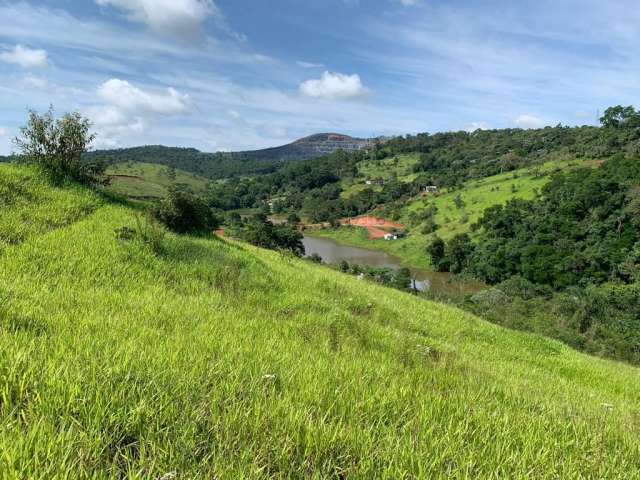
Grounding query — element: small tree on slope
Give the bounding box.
[13,106,107,186]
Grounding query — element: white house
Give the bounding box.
[384,232,406,241]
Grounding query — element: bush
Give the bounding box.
[13,107,107,186]
[152,188,219,234]
[235,216,305,256]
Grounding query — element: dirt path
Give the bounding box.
[366,226,389,239]
[340,216,405,229]
[109,174,145,182]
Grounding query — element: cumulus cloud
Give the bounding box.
[299,71,368,100]
[95,0,216,37]
[514,114,546,129]
[0,45,48,68]
[98,78,191,115]
[464,121,489,132]
[89,79,191,147]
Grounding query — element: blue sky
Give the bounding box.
[1,0,639,154]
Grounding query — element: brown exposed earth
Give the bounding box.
[340,216,405,239]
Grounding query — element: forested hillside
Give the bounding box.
[421,108,640,363]
[85,134,371,180]
[86,145,286,179]
[203,117,639,223]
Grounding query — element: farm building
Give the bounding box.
[365,178,385,186]
[384,232,406,241]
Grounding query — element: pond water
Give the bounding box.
[302,235,484,296]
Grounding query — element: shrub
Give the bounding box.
[13,107,107,186]
[235,216,305,256]
[152,187,219,234]
[308,253,323,263]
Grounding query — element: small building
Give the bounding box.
[384,232,406,241]
[365,178,385,186]
[423,185,439,193]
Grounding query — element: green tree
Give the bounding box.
[13,106,107,186]
[599,105,640,128]
[152,187,219,234]
[446,233,474,274]
[287,213,301,225]
[391,268,412,291]
[427,236,446,271]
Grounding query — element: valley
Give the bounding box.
[3,2,640,477]
[2,161,640,477]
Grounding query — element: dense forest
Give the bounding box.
[426,107,640,363]
[86,145,287,179]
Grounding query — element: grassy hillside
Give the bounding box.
[2,164,640,478]
[311,158,588,269]
[105,162,209,200]
[340,153,420,198]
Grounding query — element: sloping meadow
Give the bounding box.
[1,165,640,478]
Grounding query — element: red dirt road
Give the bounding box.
[341,216,404,229]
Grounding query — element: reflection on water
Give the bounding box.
[302,235,484,296]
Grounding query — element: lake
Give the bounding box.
[302,235,484,296]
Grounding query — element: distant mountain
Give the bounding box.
[234,133,372,162]
[86,133,374,179]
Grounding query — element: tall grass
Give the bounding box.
[1,164,640,478]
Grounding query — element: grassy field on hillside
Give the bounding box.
[2,164,640,478]
[0,164,102,248]
[313,159,586,269]
[341,153,419,198]
[106,162,209,199]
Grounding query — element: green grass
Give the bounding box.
[106,162,209,199]
[341,153,419,198]
[0,164,102,248]
[316,159,588,270]
[2,163,640,478]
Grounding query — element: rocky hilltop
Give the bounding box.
[234,133,372,162]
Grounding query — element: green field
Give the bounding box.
[2,163,640,478]
[313,159,587,270]
[340,153,420,198]
[106,162,210,199]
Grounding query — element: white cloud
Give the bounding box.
[98,78,191,115]
[227,109,241,120]
[95,0,217,37]
[297,61,324,69]
[0,127,8,136]
[22,75,49,90]
[89,79,191,147]
[299,71,368,100]
[398,0,418,5]
[514,114,546,129]
[0,45,48,68]
[87,105,146,148]
[464,121,489,132]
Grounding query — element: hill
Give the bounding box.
[235,133,372,162]
[86,133,372,180]
[2,163,640,477]
[105,162,209,200]
[312,157,584,269]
